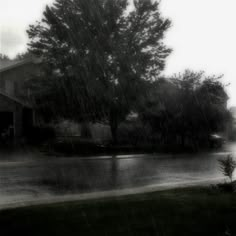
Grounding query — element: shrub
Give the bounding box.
[52,137,103,155]
[117,122,152,146]
[218,154,236,183]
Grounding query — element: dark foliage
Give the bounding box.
[139,70,230,150]
[27,0,171,143]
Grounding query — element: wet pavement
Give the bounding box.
[0,143,235,207]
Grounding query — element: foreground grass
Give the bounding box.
[0,187,236,236]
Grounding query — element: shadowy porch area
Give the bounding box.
[0,91,34,146]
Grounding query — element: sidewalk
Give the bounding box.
[0,177,225,211]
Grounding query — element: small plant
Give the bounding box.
[218,154,236,183]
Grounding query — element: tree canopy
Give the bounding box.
[140,70,230,149]
[27,0,172,142]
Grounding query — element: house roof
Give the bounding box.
[0,58,39,108]
[0,89,32,108]
[0,58,41,73]
[0,60,19,71]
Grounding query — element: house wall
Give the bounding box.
[0,62,41,98]
[0,60,41,142]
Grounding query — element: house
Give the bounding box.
[0,57,112,144]
[0,58,40,142]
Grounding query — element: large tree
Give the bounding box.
[27,0,171,143]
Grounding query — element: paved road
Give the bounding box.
[0,143,235,208]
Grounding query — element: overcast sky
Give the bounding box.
[0,0,236,106]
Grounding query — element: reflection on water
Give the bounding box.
[0,143,235,203]
[32,152,225,194]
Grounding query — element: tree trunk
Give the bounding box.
[110,119,118,145]
[81,122,92,139]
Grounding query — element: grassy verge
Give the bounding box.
[0,187,236,236]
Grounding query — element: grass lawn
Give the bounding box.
[0,187,236,236]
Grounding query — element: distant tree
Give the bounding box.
[173,70,229,148]
[172,71,207,147]
[139,78,178,144]
[196,76,230,132]
[0,54,10,61]
[27,0,171,143]
[0,54,11,65]
[0,52,32,66]
[15,51,32,60]
[140,70,230,149]
[0,54,13,68]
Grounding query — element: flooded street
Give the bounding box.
[0,143,235,206]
